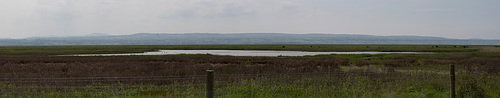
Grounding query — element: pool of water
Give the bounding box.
[64,50,426,57]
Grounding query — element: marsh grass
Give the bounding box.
[0,45,499,97]
[1,67,499,97]
[0,45,484,57]
[6,70,498,97]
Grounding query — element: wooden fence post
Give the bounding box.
[207,70,214,98]
[450,65,455,98]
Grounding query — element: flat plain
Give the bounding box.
[0,45,499,97]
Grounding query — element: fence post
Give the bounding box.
[206,70,214,98]
[450,65,455,98]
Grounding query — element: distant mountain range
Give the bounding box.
[1,33,499,46]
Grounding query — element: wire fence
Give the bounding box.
[0,65,499,97]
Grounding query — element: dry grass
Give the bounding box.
[478,46,500,52]
[0,55,348,86]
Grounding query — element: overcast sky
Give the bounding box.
[1,0,499,39]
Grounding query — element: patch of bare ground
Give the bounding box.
[478,46,500,52]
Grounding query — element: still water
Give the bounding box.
[65,50,424,57]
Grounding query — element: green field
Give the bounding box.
[0,45,499,97]
[0,45,483,56]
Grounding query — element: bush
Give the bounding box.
[384,56,417,67]
[479,62,500,74]
[421,59,454,65]
[458,76,486,98]
[355,60,371,67]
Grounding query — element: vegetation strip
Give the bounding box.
[0,45,498,97]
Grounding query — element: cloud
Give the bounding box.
[159,0,318,20]
[2,0,498,39]
[416,8,459,12]
[4,0,327,37]
[0,0,329,38]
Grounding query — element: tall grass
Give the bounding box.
[2,70,498,97]
[0,45,499,97]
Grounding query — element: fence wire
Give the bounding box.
[0,67,499,97]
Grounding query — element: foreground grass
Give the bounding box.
[0,45,499,97]
[2,71,498,98]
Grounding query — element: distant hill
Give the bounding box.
[1,33,499,46]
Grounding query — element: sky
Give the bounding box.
[0,0,499,39]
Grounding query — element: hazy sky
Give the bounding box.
[1,0,499,39]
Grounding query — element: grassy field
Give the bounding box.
[0,45,483,57]
[0,45,499,97]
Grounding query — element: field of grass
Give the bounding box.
[0,45,499,97]
[0,45,483,57]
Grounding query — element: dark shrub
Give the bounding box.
[479,62,500,74]
[355,60,370,67]
[385,56,417,67]
[422,59,454,65]
[384,60,402,67]
[394,56,417,64]
[458,75,486,98]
